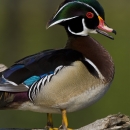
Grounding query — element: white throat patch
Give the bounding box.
[68,18,96,36]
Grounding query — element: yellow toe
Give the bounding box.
[45,127,56,130]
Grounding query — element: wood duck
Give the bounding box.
[0,0,116,129]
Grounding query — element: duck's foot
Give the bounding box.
[45,126,72,130]
[45,113,56,130]
[45,125,72,130]
[45,110,73,130]
[59,125,73,130]
[58,109,73,130]
[45,126,59,130]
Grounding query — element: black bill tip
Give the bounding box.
[112,30,117,35]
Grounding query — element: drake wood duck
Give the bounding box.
[0,0,116,129]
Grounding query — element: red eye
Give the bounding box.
[86,12,94,19]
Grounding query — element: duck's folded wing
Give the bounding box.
[0,49,84,92]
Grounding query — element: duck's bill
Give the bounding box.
[96,29,116,40]
[96,16,116,40]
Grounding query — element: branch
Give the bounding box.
[0,64,130,130]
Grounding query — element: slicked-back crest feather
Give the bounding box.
[47,0,104,28]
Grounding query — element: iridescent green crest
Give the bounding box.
[47,0,104,28]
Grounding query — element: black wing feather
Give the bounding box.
[2,49,84,84]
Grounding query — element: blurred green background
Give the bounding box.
[0,0,129,129]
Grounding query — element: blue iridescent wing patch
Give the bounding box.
[23,71,54,87]
[23,76,41,86]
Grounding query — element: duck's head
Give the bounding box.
[47,0,116,39]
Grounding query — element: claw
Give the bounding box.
[59,125,73,130]
[45,125,59,130]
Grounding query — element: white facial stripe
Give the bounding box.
[48,16,78,28]
[85,58,104,80]
[68,18,88,36]
[53,1,99,20]
[68,18,96,36]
